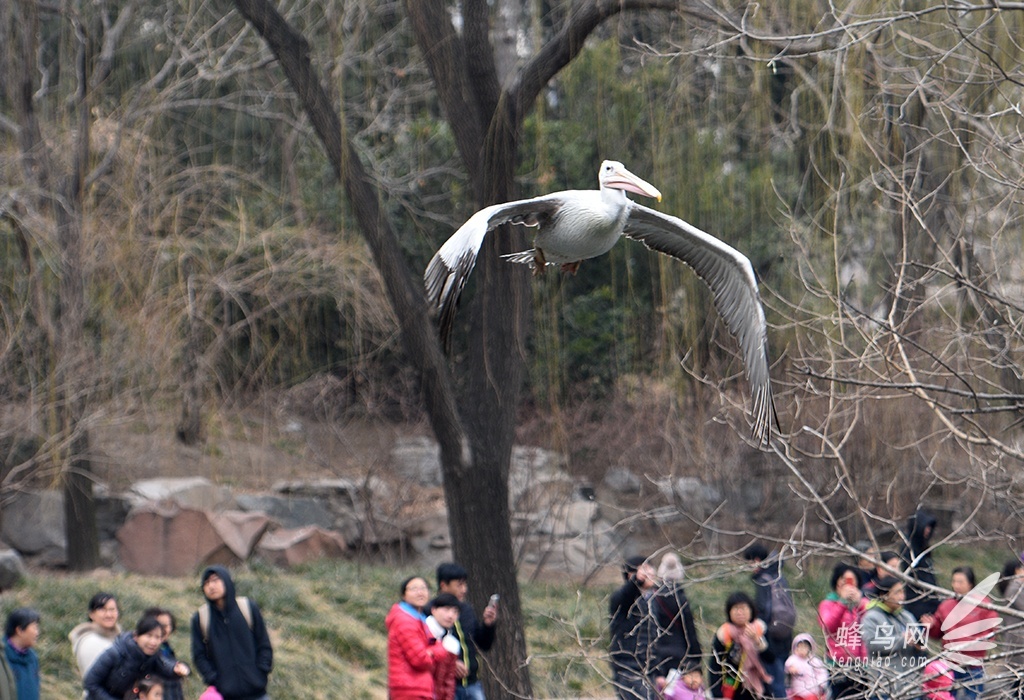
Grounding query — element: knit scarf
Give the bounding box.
[722,623,771,697]
[867,599,902,616]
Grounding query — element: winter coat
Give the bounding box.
[653,583,704,674]
[784,634,827,699]
[900,510,940,619]
[83,632,176,700]
[431,636,459,700]
[3,638,39,700]
[157,641,186,700]
[751,558,794,659]
[707,620,774,700]
[927,594,998,660]
[860,600,927,698]
[69,622,122,679]
[817,592,867,664]
[1000,578,1024,671]
[190,566,273,700]
[0,642,15,700]
[386,602,437,700]
[609,579,659,677]
[453,600,495,687]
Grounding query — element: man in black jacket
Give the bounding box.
[437,562,497,700]
[744,544,792,700]
[900,508,940,619]
[191,566,273,700]
[609,555,659,700]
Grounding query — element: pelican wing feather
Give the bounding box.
[425,196,563,350]
[623,204,777,444]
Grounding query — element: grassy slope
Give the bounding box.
[0,546,1008,699]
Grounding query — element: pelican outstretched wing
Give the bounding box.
[623,204,777,445]
[425,196,563,350]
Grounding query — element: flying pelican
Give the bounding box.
[424,160,777,445]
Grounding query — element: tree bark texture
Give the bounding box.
[4,0,100,569]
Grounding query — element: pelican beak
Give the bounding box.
[606,164,662,202]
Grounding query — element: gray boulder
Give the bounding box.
[0,548,26,589]
[0,490,65,561]
[235,493,334,530]
[603,467,642,494]
[128,477,233,510]
[389,437,444,487]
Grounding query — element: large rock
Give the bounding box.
[653,476,723,520]
[518,515,618,577]
[211,511,273,560]
[116,504,270,576]
[0,490,65,561]
[128,477,233,511]
[535,500,600,538]
[0,548,26,590]
[235,494,334,530]
[389,437,445,487]
[96,487,132,542]
[390,437,571,509]
[255,526,347,568]
[269,477,392,547]
[603,467,643,494]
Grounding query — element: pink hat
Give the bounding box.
[199,688,224,700]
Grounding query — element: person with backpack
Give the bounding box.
[744,544,796,699]
[190,566,273,700]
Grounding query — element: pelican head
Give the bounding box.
[599,160,662,202]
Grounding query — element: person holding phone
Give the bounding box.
[436,562,498,700]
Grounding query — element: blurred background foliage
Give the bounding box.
[4,0,1024,515]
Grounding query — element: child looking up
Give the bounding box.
[659,660,707,700]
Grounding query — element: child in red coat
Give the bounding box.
[425,594,462,700]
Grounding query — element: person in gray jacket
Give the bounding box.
[860,577,928,700]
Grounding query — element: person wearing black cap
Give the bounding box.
[609,555,659,700]
[190,566,273,700]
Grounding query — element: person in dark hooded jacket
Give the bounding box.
[190,566,273,700]
[744,544,792,699]
[900,509,940,619]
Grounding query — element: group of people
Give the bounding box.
[3,565,274,700]
[610,511,1024,700]
[385,562,498,700]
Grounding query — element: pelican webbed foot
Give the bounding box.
[532,248,547,277]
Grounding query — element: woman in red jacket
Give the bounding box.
[386,576,440,700]
[922,566,999,700]
[817,563,867,700]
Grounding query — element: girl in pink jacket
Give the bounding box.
[785,634,828,700]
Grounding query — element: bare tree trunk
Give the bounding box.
[5,0,100,569]
[177,257,205,445]
[57,8,100,571]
